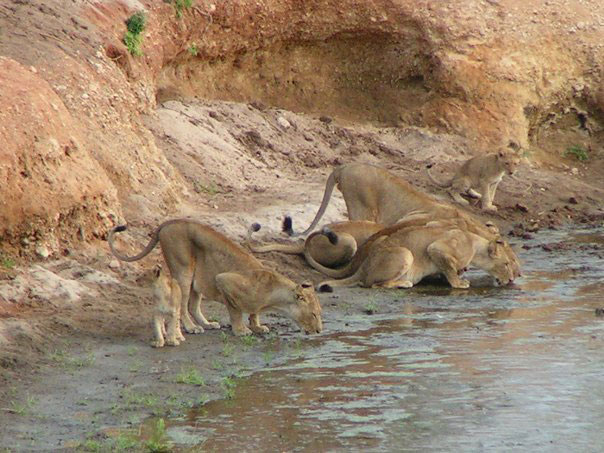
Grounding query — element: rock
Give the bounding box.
[276,116,291,129]
[319,115,333,124]
[569,196,578,204]
[515,203,529,212]
[571,167,579,175]
[35,244,50,259]
[521,233,534,240]
[108,259,120,270]
[596,308,604,317]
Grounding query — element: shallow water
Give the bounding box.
[167,229,604,451]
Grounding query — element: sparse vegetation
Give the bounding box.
[124,11,146,56]
[221,376,237,399]
[363,300,378,315]
[175,367,205,386]
[7,395,37,416]
[0,253,15,269]
[146,418,172,453]
[564,144,589,162]
[49,349,95,370]
[188,43,199,56]
[173,0,194,18]
[240,334,258,348]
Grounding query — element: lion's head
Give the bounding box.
[483,239,516,285]
[497,150,521,176]
[291,283,323,334]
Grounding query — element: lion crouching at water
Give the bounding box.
[309,223,515,291]
[108,219,323,338]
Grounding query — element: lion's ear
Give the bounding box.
[153,263,162,277]
[488,241,501,257]
[301,281,313,289]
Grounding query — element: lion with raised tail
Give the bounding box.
[288,163,521,278]
[108,219,322,337]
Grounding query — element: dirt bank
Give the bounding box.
[1,0,604,449]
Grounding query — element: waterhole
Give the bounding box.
[161,229,604,451]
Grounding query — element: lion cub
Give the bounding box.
[151,264,185,348]
[427,150,520,211]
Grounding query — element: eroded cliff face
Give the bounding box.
[0,0,603,256]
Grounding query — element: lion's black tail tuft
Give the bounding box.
[113,225,128,233]
[321,227,339,245]
[282,216,294,236]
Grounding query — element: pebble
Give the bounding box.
[277,116,290,129]
[36,244,50,259]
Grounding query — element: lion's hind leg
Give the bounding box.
[249,313,269,334]
[448,176,471,205]
[362,246,414,289]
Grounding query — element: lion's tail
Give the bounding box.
[244,222,305,255]
[302,227,357,278]
[108,224,161,262]
[291,167,341,237]
[316,268,364,293]
[425,164,450,188]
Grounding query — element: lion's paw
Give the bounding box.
[453,279,470,289]
[184,325,205,334]
[397,280,413,289]
[151,339,165,348]
[165,337,181,347]
[204,321,221,330]
[233,326,253,336]
[251,325,270,334]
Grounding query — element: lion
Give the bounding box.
[246,217,384,269]
[108,219,323,337]
[151,264,185,348]
[308,222,516,291]
[426,150,521,211]
[287,163,521,278]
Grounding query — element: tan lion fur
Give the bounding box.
[310,222,516,290]
[247,220,384,269]
[426,151,521,211]
[291,163,521,278]
[151,264,185,348]
[108,219,323,337]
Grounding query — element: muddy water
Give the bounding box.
[167,229,604,451]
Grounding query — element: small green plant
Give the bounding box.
[564,144,588,161]
[50,350,95,370]
[175,367,205,386]
[173,0,194,18]
[240,335,257,349]
[80,439,102,452]
[211,358,225,370]
[0,253,15,269]
[364,300,378,315]
[221,376,236,400]
[146,418,172,453]
[262,349,274,365]
[188,43,199,56]
[124,11,146,56]
[9,395,37,416]
[222,342,235,358]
